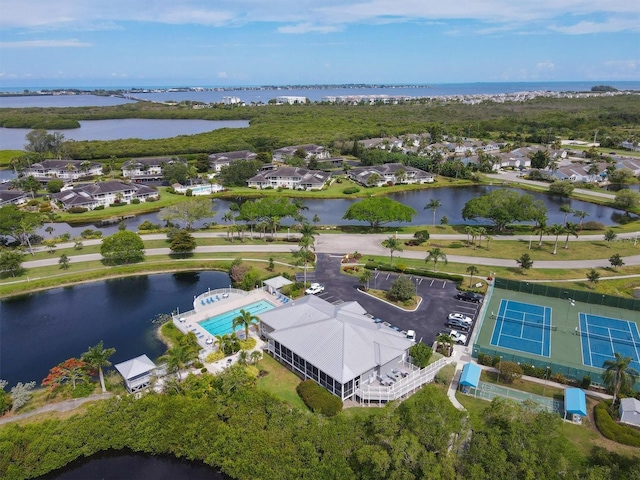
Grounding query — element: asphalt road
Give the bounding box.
[300,254,482,345]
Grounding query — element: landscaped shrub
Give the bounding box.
[296,379,343,416]
[342,186,360,194]
[193,361,204,369]
[580,221,605,231]
[434,364,456,385]
[93,205,105,210]
[581,375,592,390]
[477,353,493,366]
[68,207,88,214]
[205,351,225,363]
[496,361,523,384]
[71,382,95,398]
[550,373,567,384]
[131,198,141,204]
[239,338,257,350]
[594,401,640,447]
[138,220,161,231]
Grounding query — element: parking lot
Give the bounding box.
[298,254,483,346]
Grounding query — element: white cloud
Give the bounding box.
[1,0,638,34]
[536,61,555,70]
[0,39,92,48]
[218,71,228,78]
[277,23,341,34]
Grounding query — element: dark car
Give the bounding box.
[445,318,470,331]
[455,291,484,303]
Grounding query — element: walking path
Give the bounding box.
[0,393,113,426]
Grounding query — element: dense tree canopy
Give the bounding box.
[342,197,416,230]
[462,189,546,231]
[100,230,145,265]
[158,197,215,230]
[217,159,264,187]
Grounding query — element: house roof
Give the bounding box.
[620,397,640,414]
[247,167,329,185]
[460,363,481,387]
[564,388,587,416]
[263,275,293,290]
[208,150,257,162]
[27,159,101,171]
[260,295,413,384]
[122,157,181,168]
[114,354,156,380]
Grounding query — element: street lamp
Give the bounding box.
[415,278,419,297]
[374,268,377,290]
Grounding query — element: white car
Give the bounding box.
[305,283,325,295]
[447,329,468,345]
[448,312,472,324]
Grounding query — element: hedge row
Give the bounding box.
[364,262,464,283]
[594,401,640,447]
[296,380,343,417]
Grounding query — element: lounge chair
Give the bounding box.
[201,300,206,306]
[216,295,221,301]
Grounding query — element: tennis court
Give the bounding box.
[579,313,640,373]
[490,299,553,357]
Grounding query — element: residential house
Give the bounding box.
[258,295,416,401]
[121,156,185,182]
[621,140,640,152]
[24,159,103,183]
[615,158,640,176]
[208,150,257,172]
[552,162,607,183]
[348,163,434,186]
[52,180,158,210]
[272,144,330,163]
[247,166,330,190]
[275,96,308,104]
[114,355,158,393]
[0,190,27,207]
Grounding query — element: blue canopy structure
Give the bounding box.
[564,388,587,416]
[460,363,481,388]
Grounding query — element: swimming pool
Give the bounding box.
[198,299,275,336]
[188,184,223,195]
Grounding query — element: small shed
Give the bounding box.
[619,397,640,427]
[564,387,587,422]
[459,363,481,395]
[115,354,157,393]
[263,275,293,295]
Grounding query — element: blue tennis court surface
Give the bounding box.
[579,313,640,373]
[490,300,552,357]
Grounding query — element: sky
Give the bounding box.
[0,0,639,87]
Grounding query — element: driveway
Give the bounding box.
[302,254,481,345]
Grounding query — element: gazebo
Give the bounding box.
[564,387,587,422]
[115,354,157,393]
[459,363,481,396]
[263,275,293,295]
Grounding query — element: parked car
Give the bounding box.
[448,312,472,324]
[406,330,416,341]
[455,291,484,303]
[445,318,470,331]
[305,283,325,295]
[445,329,467,345]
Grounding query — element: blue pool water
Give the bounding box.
[199,299,276,336]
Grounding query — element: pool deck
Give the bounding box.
[172,287,286,349]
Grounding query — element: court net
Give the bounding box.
[493,314,557,331]
[579,330,640,348]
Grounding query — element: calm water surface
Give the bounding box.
[0,271,231,387]
[0,119,249,150]
[38,450,228,480]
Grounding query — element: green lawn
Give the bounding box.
[256,354,307,411]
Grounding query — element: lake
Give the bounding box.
[0,271,231,388]
[0,119,249,151]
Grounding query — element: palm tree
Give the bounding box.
[436,333,454,356]
[534,220,548,247]
[160,345,197,381]
[475,227,487,249]
[573,210,589,228]
[466,265,479,287]
[232,309,260,339]
[425,199,442,227]
[559,204,574,225]
[425,247,447,272]
[381,236,403,268]
[81,341,116,393]
[359,269,373,290]
[549,223,565,255]
[563,222,578,249]
[298,222,317,243]
[602,353,640,405]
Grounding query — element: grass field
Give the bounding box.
[256,354,307,411]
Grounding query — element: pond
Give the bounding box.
[39,450,228,480]
[0,271,231,388]
[0,119,249,150]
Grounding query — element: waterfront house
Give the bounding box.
[24,159,103,183]
[247,166,330,190]
[208,150,257,172]
[52,180,158,210]
[0,189,27,207]
[258,295,416,401]
[115,354,158,393]
[348,163,434,186]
